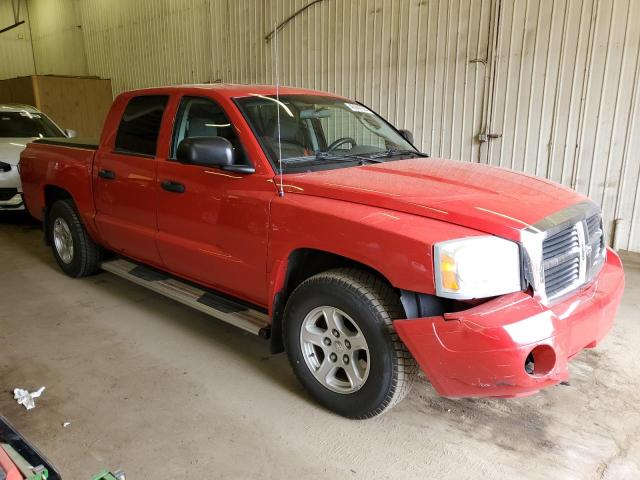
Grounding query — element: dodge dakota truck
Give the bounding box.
[19,84,625,418]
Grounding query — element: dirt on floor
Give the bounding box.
[0,212,639,480]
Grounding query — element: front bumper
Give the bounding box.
[0,166,24,210]
[394,247,625,398]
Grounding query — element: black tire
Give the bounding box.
[284,268,417,419]
[48,199,103,277]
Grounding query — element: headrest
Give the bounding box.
[187,117,217,138]
[271,117,302,143]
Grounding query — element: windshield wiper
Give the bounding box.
[313,151,388,165]
[333,152,386,164]
[313,151,363,163]
[280,149,419,170]
[278,153,361,167]
[369,149,429,159]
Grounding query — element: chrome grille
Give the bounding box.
[542,227,579,261]
[521,202,606,305]
[586,213,604,258]
[541,225,582,297]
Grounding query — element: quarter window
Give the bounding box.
[115,95,168,156]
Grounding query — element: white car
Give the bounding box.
[0,104,71,211]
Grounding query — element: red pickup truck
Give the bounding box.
[19,84,624,418]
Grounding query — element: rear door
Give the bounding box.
[93,94,168,266]
[155,95,273,305]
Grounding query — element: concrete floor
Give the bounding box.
[1,212,639,480]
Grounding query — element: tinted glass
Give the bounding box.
[115,95,168,156]
[172,96,245,163]
[0,111,64,138]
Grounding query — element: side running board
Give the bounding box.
[100,258,270,338]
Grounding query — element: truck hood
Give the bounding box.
[282,158,587,241]
[0,138,32,166]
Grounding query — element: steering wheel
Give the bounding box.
[327,137,357,152]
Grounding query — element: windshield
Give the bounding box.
[0,111,64,138]
[235,94,421,172]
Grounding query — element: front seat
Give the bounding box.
[263,117,309,159]
[187,116,245,163]
[187,117,218,138]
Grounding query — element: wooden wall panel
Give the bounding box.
[32,75,112,138]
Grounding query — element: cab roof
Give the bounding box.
[123,83,342,99]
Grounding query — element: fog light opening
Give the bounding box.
[524,345,556,377]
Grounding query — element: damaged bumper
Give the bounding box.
[394,247,625,398]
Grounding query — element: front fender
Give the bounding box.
[266,193,482,311]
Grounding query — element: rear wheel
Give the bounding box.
[48,199,103,277]
[284,268,417,419]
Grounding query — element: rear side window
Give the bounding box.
[115,95,168,156]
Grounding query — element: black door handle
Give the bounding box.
[98,169,116,180]
[161,180,185,193]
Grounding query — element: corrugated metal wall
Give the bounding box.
[485,0,640,252]
[217,0,492,167]
[0,0,35,79]
[5,0,640,252]
[28,0,88,75]
[79,0,214,93]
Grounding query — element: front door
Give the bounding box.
[155,95,273,306]
[93,94,168,266]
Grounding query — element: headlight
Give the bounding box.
[434,236,522,299]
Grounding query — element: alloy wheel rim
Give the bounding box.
[53,217,74,264]
[300,306,370,394]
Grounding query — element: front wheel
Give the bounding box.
[284,268,417,419]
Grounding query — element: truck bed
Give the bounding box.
[20,137,99,224]
[34,137,99,150]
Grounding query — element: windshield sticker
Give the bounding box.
[345,103,371,114]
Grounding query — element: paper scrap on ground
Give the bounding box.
[13,387,45,410]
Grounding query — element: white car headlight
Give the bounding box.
[434,236,522,299]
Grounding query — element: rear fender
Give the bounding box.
[20,142,100,241]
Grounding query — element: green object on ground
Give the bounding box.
[1,443,48,479]
[90,470,125,480]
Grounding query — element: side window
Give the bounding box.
[115,95,168,156]
[171,96,245,163]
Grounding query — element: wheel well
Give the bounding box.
[269,249,395,354]
[43,185,73,245]
[44,185,72,207]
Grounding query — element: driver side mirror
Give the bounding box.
[398,129,414,145]
[65,129,77,138]
[176,137,256,173]
[177,136,235,167]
